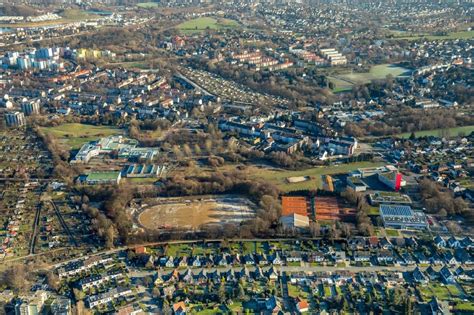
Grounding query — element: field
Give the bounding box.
[315,196,356,221]
[248,161,384,192]
[0,9,99,28]
[137,195,256,230]
[177,17,239,34]
[329,64,412,92]
[137,2,160,8]
[391,125,474,139]
[389,30,474,41]
[41,123,122,149]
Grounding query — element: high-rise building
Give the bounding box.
[21,102,40,116]
[5,111,26,127]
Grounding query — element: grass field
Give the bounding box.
[248,161,384,192]
[329,64,411,92]
[137,2,160,8]
[41,123,122,149]
[389,30,474,41]
[177,17,239,34]
[392,125,474,139]
[0,9,99,28]
[454,302,474,312]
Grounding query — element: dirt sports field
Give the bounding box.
[138,195,256,230]
[315,196,356,221]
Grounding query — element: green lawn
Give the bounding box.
[329,64,412,92]
[41,123,123,149]
[249,161,384,192]
[419,283,455,301]
[288,284,302,298]
[389,30,474,41]
[137,2,160,8]
[367,206,380,216]
[324,285,332,297]
[86,172,120,181]
[454,302,474,312]
[177,17,239,34]
[165,244,192,257]
[339,64,411,84]
[328,76,353,93]
[391,125,474,139]
[385,229,400,237]
[242,242,255,255]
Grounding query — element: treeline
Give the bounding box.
[0,4,38,16]
[34,126,79,184]
[341,188,374,236]
[345,106,474,137]
[128,118,171,147]
[418,178,469,217]
[76,171,282,246]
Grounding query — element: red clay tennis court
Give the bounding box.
[315,196,356,221]
[281,196,310,216]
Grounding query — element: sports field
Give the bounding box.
[329,64,412,92]
[248,161,385,192]
[41,123,123,149]
[177,17,239,34]
[138,195,256,230]
[315,196,356,221]
[389,30,474,41]
[137,2,160,8]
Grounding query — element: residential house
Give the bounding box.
[172,301,186,315]
[353,251,371,262]
[447,237,461,249]
[433,236,446,248]
[412,267,428,284]
[439,266,455,284]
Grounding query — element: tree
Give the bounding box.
[46,271,60,291]
[183,144,192,157]
[194,144,202,156]
[309,221,321,237]
[73,288,85,301]
[3,265,28,292]
[218,282,226,301]
[105,226,115,249]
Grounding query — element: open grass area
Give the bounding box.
[454,302,474,312]
[389,30,474,41]
[392,125,474,139]
[367,206,380,216]
[0,9,99,28]
[137,2,160,8]
[165,243,192,257]
[177,17,239,34]
[329,64,411,91]
[385,229,400,237]
[41,123,123,149]
[248,161,384,192]
[419,283,458,301]
[340,64,411,84]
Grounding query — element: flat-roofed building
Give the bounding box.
[21,101,40,116]
[5,111,26,127]
[380,204,427,230]
[280,213,309,229]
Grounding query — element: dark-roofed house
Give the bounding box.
[439,266,455,284]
